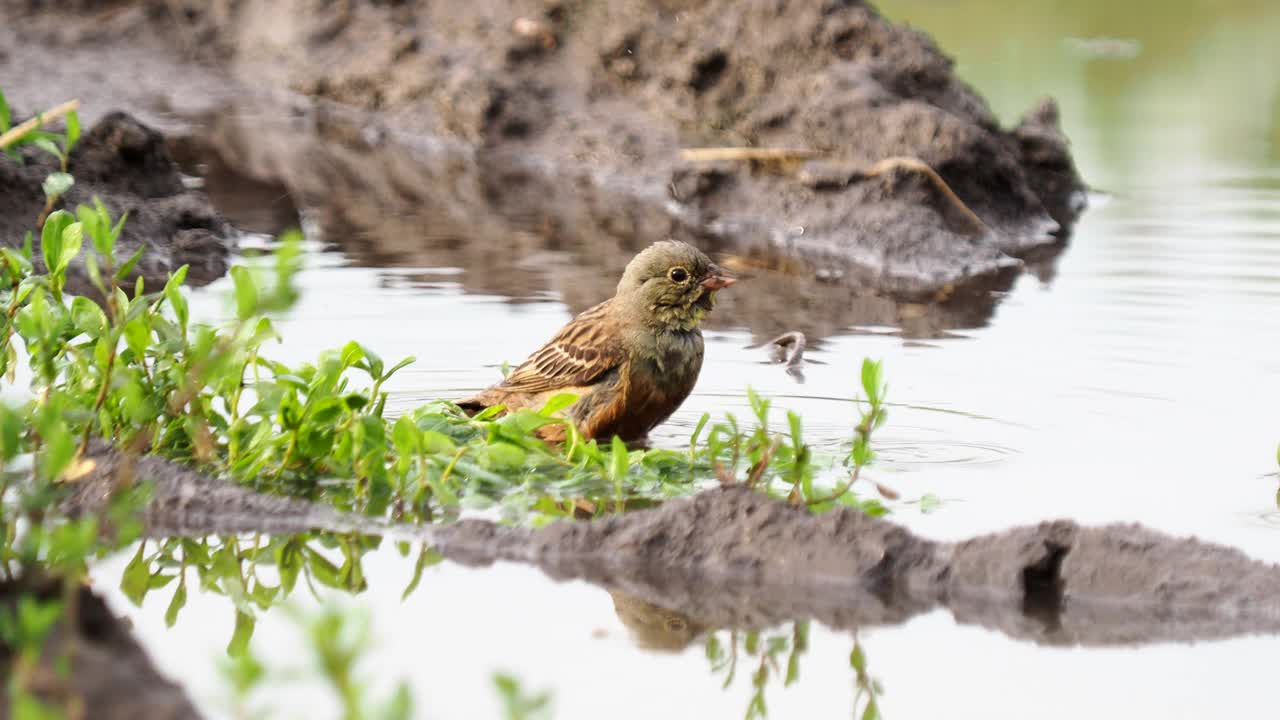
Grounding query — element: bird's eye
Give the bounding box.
[668,267,690,283]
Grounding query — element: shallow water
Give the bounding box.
[92,1,1280,717]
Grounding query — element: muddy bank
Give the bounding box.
[0,109,233,291]
[5,0,1084,327]
[0,577,202,720]
[69,449,1280,648]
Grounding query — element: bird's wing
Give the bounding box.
[496,299,627,394]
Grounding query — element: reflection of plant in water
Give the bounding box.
[493,672,554,720]
[705,622,810,719]
[850,633,884,720]
[706,624,886,719]
[119,531,420,655]
[221,605,413,720]
[1,593,72,718]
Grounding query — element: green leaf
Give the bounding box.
[482,441,525,470]
[381,355,415,382]
[305,546,344,589]
[227,610,255,657]
[420,430,456,454]
[0,405,23,463]
[690,412,710,447]
[58,220,83,273]
[860,358,883,403]
[0,89,9,131]
[363,346,385,379]
[164,266,189,331]
[392,415,420,457]
[918,493,942,514]
[116,244,146,281]
[339,340,365,369]
[850,644,866,672]
[610,435,629,481]
[84,251,105,296]
[64,110,80,152]
[40,209,73,275]
[538,392,579,417]
[124,317,151,360]
[121,543,151,607]
[39,423,75,484]
[41,171,74,201]
[230,266,259,321]
[164,575,188,628]
[71,296,107,337]
[401,546,442,601]
[33,136,62,160]
[277,541,302,594]
[380,682,415,720]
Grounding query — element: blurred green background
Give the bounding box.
[876,0,1280,189]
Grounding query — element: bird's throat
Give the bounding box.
[647,290,714,332]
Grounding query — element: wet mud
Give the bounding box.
[0,577,201,720]
[69,449,1280,650]
[4,0,1086,341]
[0,110,233,293]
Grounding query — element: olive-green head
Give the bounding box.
[615,240,737,331]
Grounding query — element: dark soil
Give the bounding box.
[0,577,202,720]
[0,110,233,293]
[69,449,1280,649]
[4,0,1085,340]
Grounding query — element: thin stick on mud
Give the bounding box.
[680,147,823,163]
[680,146,823,176]
[683,148,989,238]
[0,99,81,150]
[857,156,990,237]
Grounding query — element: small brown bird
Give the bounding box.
[458,241,736,441]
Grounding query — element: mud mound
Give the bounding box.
[65,443,371,538]
[0,111,233,292]
[9,0,1085,300]
[0,577,202,720]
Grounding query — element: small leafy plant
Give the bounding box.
[0,92,82,228]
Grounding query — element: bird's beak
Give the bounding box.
[700,266,738,290]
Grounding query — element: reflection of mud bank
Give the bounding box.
[172,102,1020,341]
[0,578,202,720]
[5,0,1085,339]
[438,487,1280,648]
[71,449,1280,649]
[0,112,232,293]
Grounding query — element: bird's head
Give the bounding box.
[615,240,737,331]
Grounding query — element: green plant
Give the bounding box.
[850,634,884,720]
[705,622,810,720]
[219,605,413,720]
[0,93,82,228]
[493,672,553,720]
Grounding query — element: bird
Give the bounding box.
[457,240,736,442]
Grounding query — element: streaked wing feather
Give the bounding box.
[497,300,625,393]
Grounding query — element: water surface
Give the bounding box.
[94,2,1280,717]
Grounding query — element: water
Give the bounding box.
[93,1,1280,717]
